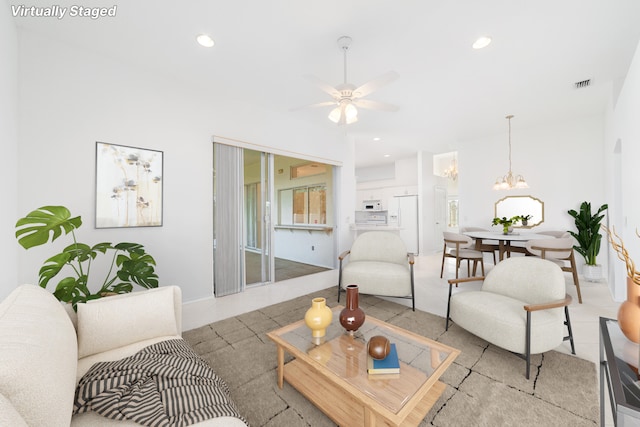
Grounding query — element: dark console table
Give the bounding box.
[600,317,640,425]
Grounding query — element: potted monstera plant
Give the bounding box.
[567,201,608,281]
[15,205,159,309]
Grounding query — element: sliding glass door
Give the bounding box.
[213,139,336,296]
[244,149,272,286]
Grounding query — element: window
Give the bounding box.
[279,185,327,225]
[291,163,327,179]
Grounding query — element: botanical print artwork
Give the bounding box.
[96,142,163,228]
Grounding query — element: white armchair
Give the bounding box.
[445,257,575,379]
[338,231,415,311]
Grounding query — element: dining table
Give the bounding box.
[462,230,553,262]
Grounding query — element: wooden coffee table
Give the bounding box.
[266,306,460,426]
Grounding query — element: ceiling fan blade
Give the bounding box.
[289,101,336,112]
[353,71,399,98]
[303,74,340,98]
[353,99,399,112]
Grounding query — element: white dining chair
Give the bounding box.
[460,226,498,264]
[525,237,582,303]
[441,232,485,279]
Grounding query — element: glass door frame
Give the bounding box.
[244,150,274,287]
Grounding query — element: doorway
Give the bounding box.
[213,140,336,296]
[243,149,272,286]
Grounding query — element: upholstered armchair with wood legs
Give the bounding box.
[445,257,575,379]
[338,231,415,311]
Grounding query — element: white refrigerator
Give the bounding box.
[388,195,419,254]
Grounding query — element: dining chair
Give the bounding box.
[460,226,498,264]
[440,231,485,279]
[538,230,571,238]
[525,237,582,303]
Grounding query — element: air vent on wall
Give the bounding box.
[574,79,591,89]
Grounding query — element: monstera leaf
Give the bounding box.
[15,206,82,249]
[15,205,159,309]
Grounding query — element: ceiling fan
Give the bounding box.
[297,36,399,125]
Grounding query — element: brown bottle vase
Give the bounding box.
[339,284,365,334]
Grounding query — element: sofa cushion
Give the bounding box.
[481,257,565,304]
[77,286,180,358]
[0,393,28,426]
[450,290,565,354]
[0,284,77,426]
[71,413,248,426]
[348,231,408,265]
[342,261,411,297]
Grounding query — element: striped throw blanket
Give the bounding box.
[74,339,247,426]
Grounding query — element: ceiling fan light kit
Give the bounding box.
[299,35,399,125]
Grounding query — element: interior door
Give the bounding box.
[434,186,447,243]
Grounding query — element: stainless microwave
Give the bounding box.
[362,200,382,211]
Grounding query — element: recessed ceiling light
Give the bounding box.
[373,137,381,141]
[196,34,215,48]
[384,154,391,158]
[472,36,492,49]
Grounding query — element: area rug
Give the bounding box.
[183,288,598,426]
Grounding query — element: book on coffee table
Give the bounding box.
[367,343,400,374]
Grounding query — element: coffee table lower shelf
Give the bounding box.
[283,358,446,427]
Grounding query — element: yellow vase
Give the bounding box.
[304,297,332,342]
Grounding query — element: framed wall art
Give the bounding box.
[95,142,163,228]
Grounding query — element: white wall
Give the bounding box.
[15,30,347,303]
[604,40,640,301]
[458,116,607,270]
[0,3,19,300]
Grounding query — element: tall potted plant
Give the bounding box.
[567,201,608,281]
[15,205,159,309]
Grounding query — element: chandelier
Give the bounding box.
[443,158,458,181]
[493,115,528,190]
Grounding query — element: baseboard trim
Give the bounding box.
[181,269,338,331]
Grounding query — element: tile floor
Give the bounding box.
[183,252,621,426]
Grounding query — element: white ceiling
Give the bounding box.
[13,0,640,168]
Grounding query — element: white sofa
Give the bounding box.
[0,284,247,426]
